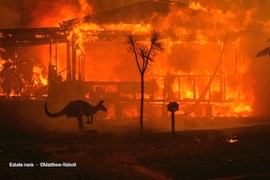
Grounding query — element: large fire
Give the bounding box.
[61,1,255,117]
[32,65,48,86]
[1,0,269,118]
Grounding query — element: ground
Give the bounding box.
[0,117,269,179]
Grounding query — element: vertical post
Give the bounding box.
[81,54,85,81]
[78,56,81,81]
[167,102,179,136]
[72,36,76,81]
[171,111,175,136]
[49,42,52,64]
[48,42,53,97]
[67,42,71,81]
[140,74,144,133]
[49,41,52,84]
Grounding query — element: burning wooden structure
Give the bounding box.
[0,0,254,119]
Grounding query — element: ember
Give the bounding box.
[227,138,239,143]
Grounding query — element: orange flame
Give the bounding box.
[13,0,263,118]
[32,65,48,86]
[189,1,208,12]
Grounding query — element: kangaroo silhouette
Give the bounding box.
[45,100,107,130]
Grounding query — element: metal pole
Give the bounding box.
[171,111,175,136]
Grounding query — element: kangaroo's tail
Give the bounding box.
[45,102,64,118]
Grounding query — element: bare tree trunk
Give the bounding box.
[140,73,144,132]
[126,31,163,133]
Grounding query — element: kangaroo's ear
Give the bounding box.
[98,100,104,104]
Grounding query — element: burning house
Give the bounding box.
[1,0,267,120]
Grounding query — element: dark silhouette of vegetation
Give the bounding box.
[126,31,163,132]
[256,38,270,57]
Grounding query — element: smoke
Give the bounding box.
[0,0,146,28]
[0,0,21,28]
[0,0,92,28]
[88,0,145,12]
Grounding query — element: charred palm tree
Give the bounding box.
[256,38,270,57]
[126,31,163,132]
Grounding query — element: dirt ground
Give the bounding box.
[0,116,270,179]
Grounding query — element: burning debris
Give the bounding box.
[226,135,239,143]
[226,138,239,143]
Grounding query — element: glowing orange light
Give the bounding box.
[32,65,48,86]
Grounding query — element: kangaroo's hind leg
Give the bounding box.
[76,113,85,131]
[85,115,93,124]
[90,114,94,123]
[86,115,91,124]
